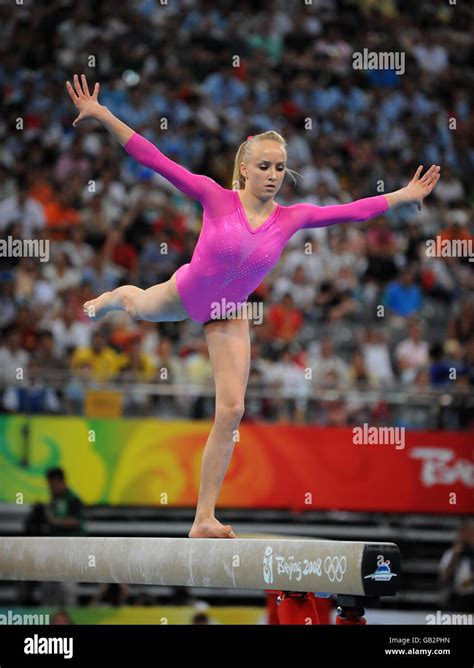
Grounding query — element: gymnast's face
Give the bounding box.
[240,140,286,199]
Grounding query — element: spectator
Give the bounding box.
[433,166,465,204]
[0,278,16,328]
[268,347,310,422]
[43,189,82,241]
[272,265,316,310]
[39,467,84,606]
[81,252,122,295]
[64,362,92,414]
[266,293,304,344]
[33,330,67,381]
[13,305,40,352]
[183,339,214,418]
[61,225,94,268]
[348,349,378,388]
[51,610,75,625]
[14,258,55,307]
[67,282,97,323]
[0,325,29,385]
[419,252,457,303]
[184,339,213,388]
[439,209,471,244]
[202,63,248,108]
[394,321,429,384]
[448,298,474,344]
[429,339,468,386]
[2,359,60,413]
[45,467,85,537]
[81,193,115,238]
[103,229,138,277]
[0,183,45,238]
[192,611,211,624]
[71,331,126,382]
[154,337,184,384]
[429,343,451,388]
[55,137,93,182]
[89,583,129,607]
[412,32,449,75]
[316,268,358,322]
[119,338,155,382]
[445,339,468,380]
[43,250,81,295]
[82,168,128,222]
[361,328,394,386]
[438,519,474,613]
[138,228,180,286]
[325,230,356,278]
[365,217,398,284]
[384,266,422,318]
[49,305,91,357]
[282,235,330,286]
[310,338,350,389]
[0,164,17,202]
[27,171,80,240]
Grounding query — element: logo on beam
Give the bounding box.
[263,546,347,584]
[363,555,397,582]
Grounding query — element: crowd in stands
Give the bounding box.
[0,0,472,427]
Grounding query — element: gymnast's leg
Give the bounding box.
[189,316,250,539]
[83,271,188,322]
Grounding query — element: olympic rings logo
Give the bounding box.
[323,555,347,582]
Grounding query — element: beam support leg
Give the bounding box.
[335,594,378,625]
[276,591,320,625]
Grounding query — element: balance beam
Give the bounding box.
[0,537,400,596]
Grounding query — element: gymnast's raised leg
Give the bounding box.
[83,271,188,322]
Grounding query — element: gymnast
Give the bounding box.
[66,74,440,539]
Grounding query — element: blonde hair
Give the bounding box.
[231,131,300,190]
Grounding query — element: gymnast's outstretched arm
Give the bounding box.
[65,73,224,208]
[288,164,440,233]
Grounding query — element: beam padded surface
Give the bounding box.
[0,537,400,595]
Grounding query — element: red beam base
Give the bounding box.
[275,591,320,625]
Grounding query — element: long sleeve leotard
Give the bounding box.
[124,132,389,323]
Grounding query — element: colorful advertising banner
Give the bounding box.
[0,416,471,513]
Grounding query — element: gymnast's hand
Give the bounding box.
[404,164,441,210]
[66,73,104,127]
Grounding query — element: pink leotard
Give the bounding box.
[124,132,389,323]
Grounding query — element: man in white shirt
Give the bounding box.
[49,306,91,356]
[310,338,351,389]
[395,321,429,384]
[0,326,29,386]
[0,184,45,238]
[362,328,394,386]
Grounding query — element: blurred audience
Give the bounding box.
[0,0,472,427]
